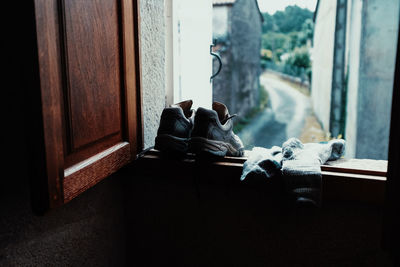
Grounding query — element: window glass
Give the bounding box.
[169,0,399,160]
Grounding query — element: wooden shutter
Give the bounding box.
[32,0,142,212]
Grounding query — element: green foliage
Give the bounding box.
[275,48,284,60]
[262,32,288,51]
[280,46,311,78]
[297,19,314,46]
[258,84,269,109]
[288,32,299,50]
[301,19,314,39]
[262,12,275,33]
[286,46,311,69]
[260,5,314,80]
[269,5,313,34]
[261,49,273,61]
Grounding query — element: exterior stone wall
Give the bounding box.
[313,0,398,159]
[345,0,399,159]
[212,0,261,117]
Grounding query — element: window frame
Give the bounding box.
[148,0,397,206]
[137,149,387,205]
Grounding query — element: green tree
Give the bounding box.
[288,46,311,69]
[301,18,314,39]
[297,19,314,46]
[262,12,275,33]
[261,32,288,51]
[288,31,299,50]
[272,5,313,33]
[260,5,314,76]
[262,32,289,61]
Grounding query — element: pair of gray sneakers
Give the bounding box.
[155,100,244,157]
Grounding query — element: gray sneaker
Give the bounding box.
[190,102,244,157]
[155,100,195,154]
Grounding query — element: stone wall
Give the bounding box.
[140,0,166,148]
[345,0,399,159]
[212,0,261,117]
[313,0,398,159]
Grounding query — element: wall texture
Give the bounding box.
[350,0,399,159]
[314,0,399,159]
[140,0,166,148]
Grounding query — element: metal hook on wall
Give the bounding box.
[210,42,222,82]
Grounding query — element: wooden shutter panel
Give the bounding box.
[32,0,142,212]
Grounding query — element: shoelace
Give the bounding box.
[220,114,237,124]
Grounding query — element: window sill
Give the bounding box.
[133,149,386,205]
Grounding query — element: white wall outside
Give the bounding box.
[311,0,337,133]
[344,0,362,158]
[347,0,399,159]
[172,0,213,109]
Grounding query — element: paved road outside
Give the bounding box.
[238,72,312,149]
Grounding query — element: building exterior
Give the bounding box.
[311,0,399,159]
[165,0,213,110]
[212,0,263,117]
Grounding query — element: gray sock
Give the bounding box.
[241,146,282,181]
[281,138,346,207]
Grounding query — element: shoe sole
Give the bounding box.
[189,137,243,157]
[155,134,189,154]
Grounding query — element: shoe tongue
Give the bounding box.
[212,101,229,123]
[172,100,193,118]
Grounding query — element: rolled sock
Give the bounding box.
[241,146,282,181]
[281,138,346,207]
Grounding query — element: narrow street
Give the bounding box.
[238,72,312,149]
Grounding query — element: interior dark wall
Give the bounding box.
[125,169,393,266]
